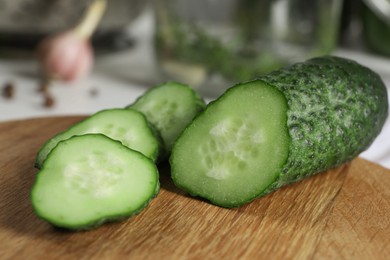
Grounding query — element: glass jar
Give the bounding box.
[362,0,390,57]
[154,0,343,97]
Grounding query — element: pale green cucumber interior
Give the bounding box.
[130,83,203,151]
[32,134,158,228]
[171,81,289,207]
[36,109,160,167]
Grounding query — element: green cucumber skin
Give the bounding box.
[260,56,388,194]
[31,134,160,231]
[170,56,388,208]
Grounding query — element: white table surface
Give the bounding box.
[1,11,390,169]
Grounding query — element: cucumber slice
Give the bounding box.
[35,108,162,168]
[171,56,388,208]
[127,82,205,152]
[31,134,159,230]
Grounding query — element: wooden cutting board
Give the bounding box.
[0,116,389,259]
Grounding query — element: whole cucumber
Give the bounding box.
[170,56,388,207]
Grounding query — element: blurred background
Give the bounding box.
[1,0,390,167]
[0,0,389,111]
[0,0,390,168]
[0,0,389,95]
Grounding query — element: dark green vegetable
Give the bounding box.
[170,56,388,208]
[31,134,159,230]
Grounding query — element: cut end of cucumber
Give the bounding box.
[31,134,159,230]
[201,118,265,180]
[204,118,266,180]
[170,80,290,207]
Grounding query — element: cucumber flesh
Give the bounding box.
[170,81,289,207]
[35,108,162,168]
[31,134,159,230]
[128,82,205,152]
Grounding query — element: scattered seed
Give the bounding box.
[43,94,55,108]
[89,87,99,97]
[2,82,15,99]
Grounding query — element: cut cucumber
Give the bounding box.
[170,56,388,208]
[31,134,159,230]
[127,82,205,152]
[171,82,289,207]
[35,108,162,168]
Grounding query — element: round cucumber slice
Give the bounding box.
[31,134,159,230]
[170,81,289,207]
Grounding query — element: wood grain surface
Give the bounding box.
[0,116,389,259]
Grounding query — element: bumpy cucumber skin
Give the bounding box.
[259,56,388,195]
[31,134,160,231]
[35,108,163,168]
[127,81,206,153]
[171,56,388,208]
